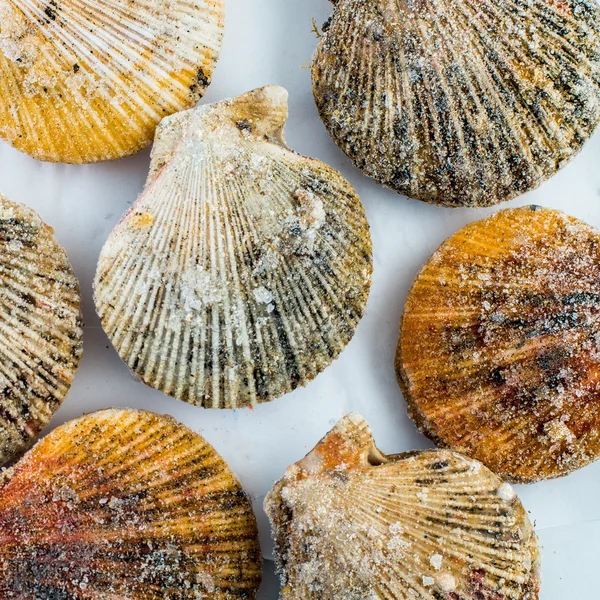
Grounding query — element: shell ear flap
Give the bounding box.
[298,413,390,474]
[146,85,289,186]
[146,110,191,186]
[226,85,289,145]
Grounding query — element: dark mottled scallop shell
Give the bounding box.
[265,413,540,600]
[0,408,262,599]
[0,194,82,467]
[0,0,223,163]
[94,86,373,409]
[397,206,600,482]
[313,0,600,207]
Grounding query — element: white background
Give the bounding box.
[2,0,600,597]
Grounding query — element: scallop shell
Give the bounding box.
[312,0,600,207]
[0,0,223,163]
[397,206,600,483]
[265,413,540,600]
[94,86,373,409]
[0,407,262,599]
[0,194,82,467]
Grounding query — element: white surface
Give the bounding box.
[1,0,600,598]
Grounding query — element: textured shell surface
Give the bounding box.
[397,206,600,483]
[0,407,262,599]
[94,86,373,410]
[0,193,82,468]
[0,0,223,163]
[264,413,540,600]
[312,0,600,207]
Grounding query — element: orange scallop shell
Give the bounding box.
[397,206,600,482]
[0,408,262,599]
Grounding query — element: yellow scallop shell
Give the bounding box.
[0,0,224,163]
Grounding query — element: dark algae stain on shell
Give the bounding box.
[94,86,373,410]
[265,414,540,599]
[313,0,600,207]
[0,408,262,599]
[0,194,82,468]
[397,206,600,483]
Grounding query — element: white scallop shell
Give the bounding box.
[0,194,82,466]
[265,413,541,599]
[94,86,373,409]
[0,0,224,163]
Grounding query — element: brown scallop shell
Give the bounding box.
[397,206,600,482]
[0,193,82,467]
[0,408,262,599]
[312,0,600,207]
[265,413,540,600]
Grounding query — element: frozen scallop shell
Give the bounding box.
[94,86,373,409]
[0,194,82,467]
[312,0,600,207]
[0,407,262,599]
[265,413,540,600]
[0,0,223,163]
[397,206,600,483]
